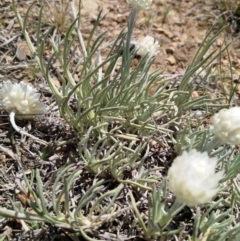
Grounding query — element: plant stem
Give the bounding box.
[158,200,185,228]
[70,0,87,57]
[204,136,222,153]
[9,111,47,145]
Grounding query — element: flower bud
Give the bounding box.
[136,35,159,58]
[126,0,152,10]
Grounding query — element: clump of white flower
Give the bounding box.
[126,0,152,10]
[212,107,240,145]
[136,36,159,58]
[168,149,223,207]
[0,80,45,119]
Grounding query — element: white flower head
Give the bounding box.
[0,80,46,119]
[136,35,159,58]
[126,0,152,10]
[212,107,240,145]
[168,149,223,207]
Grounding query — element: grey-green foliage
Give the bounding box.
[11,0,240,240]
[0,166,123,240]
[14,1,173,138]
[13,0,174,178]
